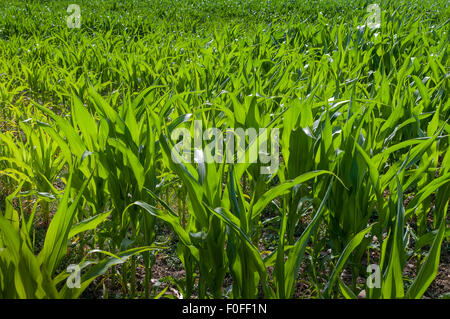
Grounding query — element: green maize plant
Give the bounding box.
[0,173,160,298]
[31,86,170,297]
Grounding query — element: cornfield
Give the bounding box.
[0,0,449,299]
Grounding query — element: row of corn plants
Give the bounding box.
[0,0,449,298]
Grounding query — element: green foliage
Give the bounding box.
[0,0,448,299]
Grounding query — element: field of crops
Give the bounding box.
[0,0,449,299]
